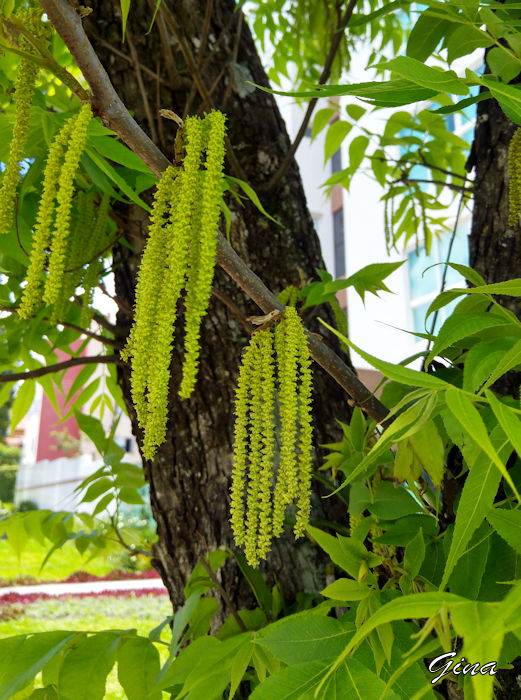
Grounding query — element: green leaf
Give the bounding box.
[445,389,520,501]
[117,636,161,700]
[11,380,35,431]
[451,602,503,700]
[440,425,510,589]
[475,74,521,125]
[229,641,252,699]
[75,412,108,454]
[82,478,113,503]
[58,632,120,700]
[380,56,469,96]
[409,419,445,486]
[258,613,355,665]
[250,658,394,700]
[347,134,369,174]
[486,390,521,468]
[65,364,97,404]
[407,10,452,62]
[447,522,490,599]
[426,313,511,367]
[373,515,438,546]
[311,108,336,140]
[480,339,521,392]
[324,121,352,164]
[487,47,521,83]
[487,508,521,554]
[463,338,518,393]
[319,320,448,389]
[86,147,151,211]
[90,134,152,173]
[120,0,131,40]
[225,175,280,225]
[0,632,78,700]
[233,551,273,613]
[343,261,404,302]
[320,592,468,690]
[447,25,493,64]
[306,525,381,578]
[369,481,423,520]
[403,529,425,580]
[321,578,372,602]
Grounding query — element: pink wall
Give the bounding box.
[36,342,85,462]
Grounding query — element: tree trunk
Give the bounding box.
[469,87,521,398]
[84,0,350,611]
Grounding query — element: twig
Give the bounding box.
[159,2,248,181]
[197,0,214,67]
[211,286,252,334]
[58,321,119,348]
[221,12,243,109]
[199,555,248,632]
[0,355,121,384]
[87,28,173,88]
[155,10,184,89]
[0,305,119,347]
[124,24,159,143]
[265,0,359,190]
[40,0,390,425]
[392,177,472,193]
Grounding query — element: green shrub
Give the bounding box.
[0,465,17,503]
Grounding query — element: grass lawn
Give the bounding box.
[0,537,127,583]
[1,592,172,699]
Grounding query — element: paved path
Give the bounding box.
[0,577,168,597]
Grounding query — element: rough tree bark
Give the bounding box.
[82,0,352,610]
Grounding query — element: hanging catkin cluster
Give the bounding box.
[18,104,98,321]
[509,128,521,227]
[122,110,226,460]
[230,306,314,567]
[0,8,49,236]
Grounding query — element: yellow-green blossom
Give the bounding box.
[180,110,226,399]
[509,128,521,227]
[44,103,92,306]
[19,114,77,319]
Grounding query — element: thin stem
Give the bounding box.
[124,24,159,143]
[199,556,248,632]
[265,0,359,190]
[426,179,468,353]
[0,355,121,384]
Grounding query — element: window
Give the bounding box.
[333,209,346,278]
[331,148,342,174]
[408,220,470,335]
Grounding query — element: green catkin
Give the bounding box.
[272,308,300,538]
[230,307,314,565]
[121,167,178,426]
[256,327,276,560]
[509,128,521,227]
[294,323,313,538]
[142,117,205,458]
[0,57,39,235]
[244,332,266,567]
[179,110,226,399]
[44,103,92,306]
[230,339,257,546]
[18,114,78,319]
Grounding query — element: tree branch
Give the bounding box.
[40,0,389,425]
[264,0,359,190]
[0,356,121,384]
